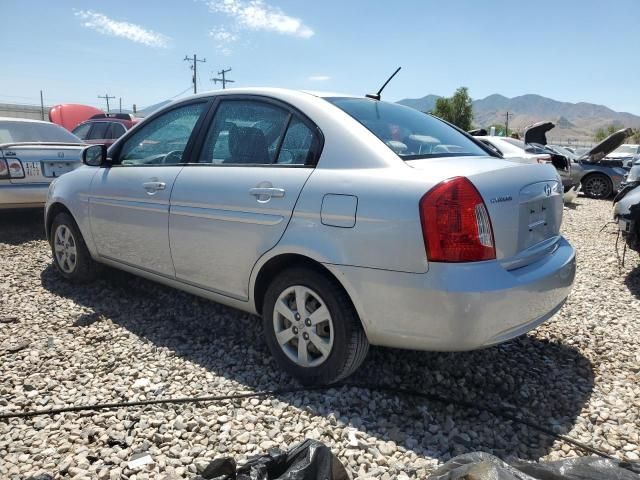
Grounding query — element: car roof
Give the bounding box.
[0,117,53,124]
[181,87,359,101]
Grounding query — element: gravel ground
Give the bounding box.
[1,198,639,480]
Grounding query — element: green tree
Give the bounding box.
[431,87,474,131]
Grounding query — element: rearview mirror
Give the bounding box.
[82,144,108,167]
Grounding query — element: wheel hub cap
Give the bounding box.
[273,285,334,367]
[54,225,77,274]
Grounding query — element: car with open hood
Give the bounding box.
[0,118,85,209]
[45,88,575,384]
[550,128,632,199]
[522,122,574,190]
[605,143,640,168]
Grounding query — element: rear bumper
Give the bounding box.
[325,237,576,351]
[0,183,49,209]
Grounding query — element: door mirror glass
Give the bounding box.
[83,144,107,167]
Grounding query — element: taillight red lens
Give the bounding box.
[420,176,496,262]
[0,159,8,178]
[6,158,25,178]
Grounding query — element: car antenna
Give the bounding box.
[366,67,402,101]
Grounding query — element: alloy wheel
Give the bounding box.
[54,225,77,274]
[272,285,334,367]
[584,176,610,198]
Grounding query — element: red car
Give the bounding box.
[71,114,139,147]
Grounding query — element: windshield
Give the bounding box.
[0,121,82,143]
[327,97,488,160]
[612,145,639,155]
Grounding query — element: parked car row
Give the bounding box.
[41,88,576,384]
[471,122,634,200]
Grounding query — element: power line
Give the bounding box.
[212,67,235,89]
[98,93,116,113]
[184,54,206,94]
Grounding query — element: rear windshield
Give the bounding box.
[326,97,487,160]
[0,121,82,144]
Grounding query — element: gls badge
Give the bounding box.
[490,195,513,204]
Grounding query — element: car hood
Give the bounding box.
[579,128,632,163]
[524,121,555,145]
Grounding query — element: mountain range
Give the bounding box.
[397,93,640,141]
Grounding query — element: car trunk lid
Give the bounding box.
[407,156,563,266]
[1,143,84,184]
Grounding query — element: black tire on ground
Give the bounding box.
[262,267,369,385]
[581,173,613,199]
[50,212,99,283]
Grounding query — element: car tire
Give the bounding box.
[50,212,99,283]
[262,267,369,385]
[582,173,613,199]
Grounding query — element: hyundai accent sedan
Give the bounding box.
[45,88,576,384]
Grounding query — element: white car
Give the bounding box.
[45,88,576,384]
[0,118,84,209]
[474,135,575,190]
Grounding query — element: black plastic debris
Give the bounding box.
[428,452,640,480]
[196,439,348,480]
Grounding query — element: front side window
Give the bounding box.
[327,97,487,160]
[119,102,205,165]
[199,100,290,165]
[72,123,92,140]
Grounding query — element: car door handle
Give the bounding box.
[143,181,166,193]
[249,187,285,198]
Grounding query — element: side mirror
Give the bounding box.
[82,144,108,167]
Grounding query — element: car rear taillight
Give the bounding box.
[6,158,25,178]
[420,176,496,262]
[0,159,8,179]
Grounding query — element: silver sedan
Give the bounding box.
[45,88,576,384]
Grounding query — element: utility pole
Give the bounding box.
[39,90,45,120]
[505,112,513,137]
[119,97,122,113]
[212,67,235,89]
[184,54,206,94]
[98,93,116,113]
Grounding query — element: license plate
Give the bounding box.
[23,161,42,177]
[43,162,75,178]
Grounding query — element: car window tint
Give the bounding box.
[72,123,91,140]
[119,103,205,166]
[110,122,126,139]
[199,100,289,165]
[276,118,318,165]
[87,122,110,140]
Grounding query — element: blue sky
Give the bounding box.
[2,0,639,114]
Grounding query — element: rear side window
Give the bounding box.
[199,100,290,165]
[327,97,487,160]
[276,118,319,165]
